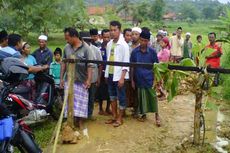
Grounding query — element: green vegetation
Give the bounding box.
[31,120,56,148]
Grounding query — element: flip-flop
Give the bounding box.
[105,119,116,124]
[113,121,123,127]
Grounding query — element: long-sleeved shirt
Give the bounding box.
[130,46,158,88]
[105,35,130,81]
[32,47,53,65]
[170,35,184,57]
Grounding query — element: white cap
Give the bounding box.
[163,31,167,36]
[132,27,142,34]
[38,35,48,41]
[158,30,164,33]
[186,32,191,36]
[98,30,102,35]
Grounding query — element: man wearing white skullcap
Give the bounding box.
[32,34,53,65]
[38,35,48,41]
[131,27,142,50]
[183,32,193,59]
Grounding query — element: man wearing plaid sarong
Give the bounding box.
[60,27,94,129]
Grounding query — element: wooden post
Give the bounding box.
[193,89,203,145]
[67,55,76,128]
[61,56,78,144]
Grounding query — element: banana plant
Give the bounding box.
[153,47,217,145]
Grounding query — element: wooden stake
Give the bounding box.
[193,89,203,145]
[67,57,75,128]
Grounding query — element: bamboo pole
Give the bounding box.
[52,79,70,153]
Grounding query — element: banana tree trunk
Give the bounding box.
[194,89,203,145]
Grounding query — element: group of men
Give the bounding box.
[0,20,222,130]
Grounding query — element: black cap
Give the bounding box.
[79,31,92,40]
[89,29,98,36]
[140,30,151,40]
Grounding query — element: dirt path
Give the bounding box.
[54,93,195,153]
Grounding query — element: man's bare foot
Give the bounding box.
[113,120,123,127]
[155,114,161,127]
[105,119,116,124]
[106,109,112,114]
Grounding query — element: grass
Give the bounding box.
[14,120,56,152]
[31,120,57,148]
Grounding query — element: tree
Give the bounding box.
[180,3,200,21]
[116,0,133,22]
[132,1,150,25]
[202,7,216,19]
[0,0,60,38]
[149,0,165,21]
[0,0,90,38]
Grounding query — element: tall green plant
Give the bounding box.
[214,8,230,101]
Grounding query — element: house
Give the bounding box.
[87,6,106,15]
[163,12,177,20]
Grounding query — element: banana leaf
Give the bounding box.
[199,48,215,67]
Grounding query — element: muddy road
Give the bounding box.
[52,93,195,153]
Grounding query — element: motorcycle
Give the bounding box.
[3,71,63,124]
[0,57,42,153]
[0,108,42,153]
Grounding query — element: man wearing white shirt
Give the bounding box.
[105,21,130,127]
[170,27,184,63]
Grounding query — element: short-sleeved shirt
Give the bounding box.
[22,55,37,80]
[32,47,53,65]
[90,44,102,83]
[205,43,222,68]
[63,42,94,83]
[50,61,61,85]
[130,46,159,88]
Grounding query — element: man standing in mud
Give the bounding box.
[60,27,94,129]
[105,21,130,127]
[97,29,111,115]
[130,30,160,126]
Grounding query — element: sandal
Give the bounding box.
[113,121,123,127]
[105,119,116,124]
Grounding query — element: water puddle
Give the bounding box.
[205,102,230,153]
